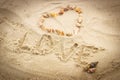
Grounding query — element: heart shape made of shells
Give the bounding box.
[39,5,83,37]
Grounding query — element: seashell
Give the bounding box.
[54,29,57,34]
[58,31,62,35]
[77,17,83,23]
[87,68,96,73]
[44,28,64,36]
[67,5,71,9]
[58,9,64,15]
[69,5,76,10]
[89,61,98,68]
[66,33,72,37]
[63,8,69,11]
[73,43,78,47]
[74,7,82,14]
[76,23,82,28]
[84,61,98,73]
[58,31,64,36]
[61,31,65,36]
[40,17,45,23]
[51,29,55,33]
[46,29,51,33]
[42,13,49,18]
[49,29,52,33]
[50,13,58,17]
[55,29,60,35]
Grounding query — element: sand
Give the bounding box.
[0,0,120,80]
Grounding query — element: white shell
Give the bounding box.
[69,5,76,9]
[40,17,45,22]
[42,13,49,18]
[76,23,82,28]
[77,17,83,23]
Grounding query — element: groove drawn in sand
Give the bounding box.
[0,1,120,80]
[96,58,120,80]
[73,44,105,67]
[0,17,23,29]
[0,7,105,64]
[19,32,28,47]
[58,43,79,62]
[36,34,53,55]
[17,32,105,63]
[0,16,105,64]
[0,8,25,30]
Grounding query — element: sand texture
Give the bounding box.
[0,0,120,80]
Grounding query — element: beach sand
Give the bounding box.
[0,0,120,80]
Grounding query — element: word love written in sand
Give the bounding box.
[18,33,105,62]
[39,5,83,37]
